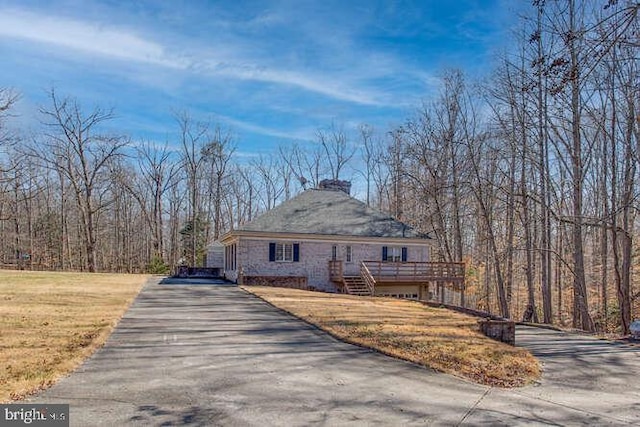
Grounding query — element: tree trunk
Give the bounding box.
[568,0,594,332]
[536,2,553,324]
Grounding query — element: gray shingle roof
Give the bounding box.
[237,188,428,239]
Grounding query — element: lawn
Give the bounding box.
[245,286,540,388]
[0,270,149,402]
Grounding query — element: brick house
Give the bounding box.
[219,180,464,302]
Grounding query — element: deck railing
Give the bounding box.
[362,261,465,283]
[360,262,376,295]
[330,259,465,296]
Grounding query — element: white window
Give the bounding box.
[331,245,338,261]
[386,246,402,262]
[276,243,293,262]
[346,246,352,263]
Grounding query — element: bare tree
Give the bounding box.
[26,89,128,272]
[591,3,639,334]
[117,141,178,267]
[279,142,327,190]
[402,70,471,265]
[251,154,286,211]
[227,165,256,227]
[540,0,597,331]
[0,88,19,149]
[531,1,554,324]
[358,124,376,207]
[317,123,355,180]
[386,129,406,220]
[176,111,209,267]
[141,141,178,261]
[176,112,234,264]
[202,127,234,241]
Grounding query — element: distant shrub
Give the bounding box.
[147,256,170,275]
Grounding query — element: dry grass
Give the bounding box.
[0,270,149,402]
[246,286,540,388]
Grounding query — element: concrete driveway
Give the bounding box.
[29,278,640,426]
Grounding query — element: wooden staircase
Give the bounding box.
[342,276,372,296]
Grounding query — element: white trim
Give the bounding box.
[221,231,431,246]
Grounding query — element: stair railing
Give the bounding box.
[360,262,376,296]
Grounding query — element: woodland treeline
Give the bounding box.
[0,1,638,333]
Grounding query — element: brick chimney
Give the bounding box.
[318,179,351,195]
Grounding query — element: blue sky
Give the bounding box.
[0,0,522,157]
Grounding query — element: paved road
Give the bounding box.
[30,278,640,426]
[494,326,640,425]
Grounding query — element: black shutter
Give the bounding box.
[293,243,300,262]
[269,243,276,262]
[401,247,408,262]
[382,246,388,261]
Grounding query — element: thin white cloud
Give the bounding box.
[0,8,183,67]
[208,63,382,106]
[0,7,394,107]
[218,114,315,142]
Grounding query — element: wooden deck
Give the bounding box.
[329,260,465,298]
[362,261,465,284]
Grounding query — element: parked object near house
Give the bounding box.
[219,180,465,304]
[630,320,640,339]
[174,266,222,278]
